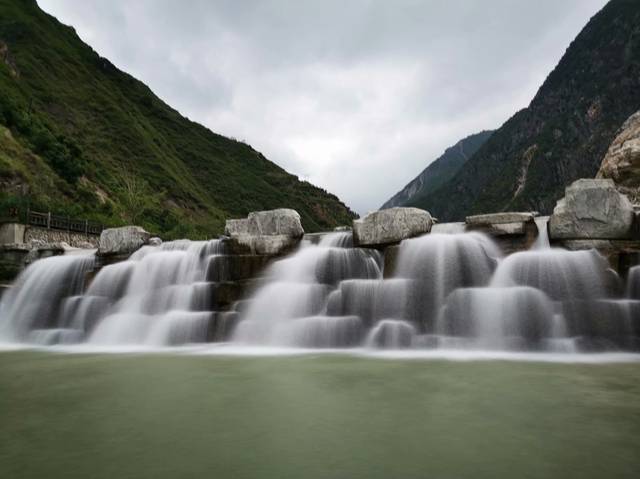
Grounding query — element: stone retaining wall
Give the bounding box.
[1,222,99,248]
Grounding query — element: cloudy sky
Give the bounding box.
[39,0,608,215]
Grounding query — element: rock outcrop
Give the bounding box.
[353,207,432,247]
[406,0,640,221]
[225,209,305,237]
[98,226,150,256]
[224,219,250,236]
[465,212,539,254]
[549,179,634,240]
[597,110,640,200]
[466,212,536,236]
[225,209,304,256]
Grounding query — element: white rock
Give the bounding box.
[224,219,250,236]
[98,226,150,256]
[231,234,298,256]
[225,209,305,256]
[549,179,634,240]
[465,212,538,237]
[225,209,304,237]
[466,212,536,225]
[246,209,304,237]
[353,207,432,247]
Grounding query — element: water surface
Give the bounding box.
[1,351,639,479]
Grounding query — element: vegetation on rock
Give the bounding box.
[381,130,493,210]
[0,0,356,238]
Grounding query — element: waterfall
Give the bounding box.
[0,240,226,347]
[233,233,381,346]
[366,319,417,348]
[491,249,611,300]
[0,254,95,342]
[627,265,640,299]
[88,240,224,345]
[392,233,501,330]
[532,216,550,249]
[436,286,558,350]
[1,225,638,353]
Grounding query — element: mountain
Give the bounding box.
[381,130,493,210]
[0,0,356,238]
[419,0,640,221]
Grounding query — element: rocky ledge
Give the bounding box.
[98,226,151,257]
[224,208,304,255]
[353,207,432,247]
[597,109,640,200]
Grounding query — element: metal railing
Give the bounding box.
[25,209,104,236]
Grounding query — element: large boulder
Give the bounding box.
[225,209,304,237]
[597,110,640,200]
[549,179,634,240]
[98,226,150,256]
[353,207,432,247]
[225,209,304,256]
[225,208,304,238]
[247,209,304,237]
[224,219,250,236]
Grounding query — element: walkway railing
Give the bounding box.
[24,209,104,235]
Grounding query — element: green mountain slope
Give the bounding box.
[380,130,493,210]
[421,0,640,221]
[0,0,356,238]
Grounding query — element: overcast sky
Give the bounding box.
[38,0,608,215]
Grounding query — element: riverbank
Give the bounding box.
[1,351,639,479]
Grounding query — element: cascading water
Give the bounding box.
[1,221,639,353]
[231,227,638,352]
[87,240,224,346]
[532,216,551,249]
[366,319,417,349]
[392,233,501,331]
[0,253,95,343]
[233,232,381,346]
[436,286,558,350]
[0,240,226,347]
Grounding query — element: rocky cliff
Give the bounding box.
[420,0,640,221]
[381,130,493,210]
[597,110,640,200]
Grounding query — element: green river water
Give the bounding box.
[1,351,639,479]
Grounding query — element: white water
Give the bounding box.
[0,240,224,346]
[233,233,381,345]
[1,225,639,356]
[0,254,95,342]
[532,216,550,249]
[88,240,223,345]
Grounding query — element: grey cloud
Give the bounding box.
[38,0,608,214]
